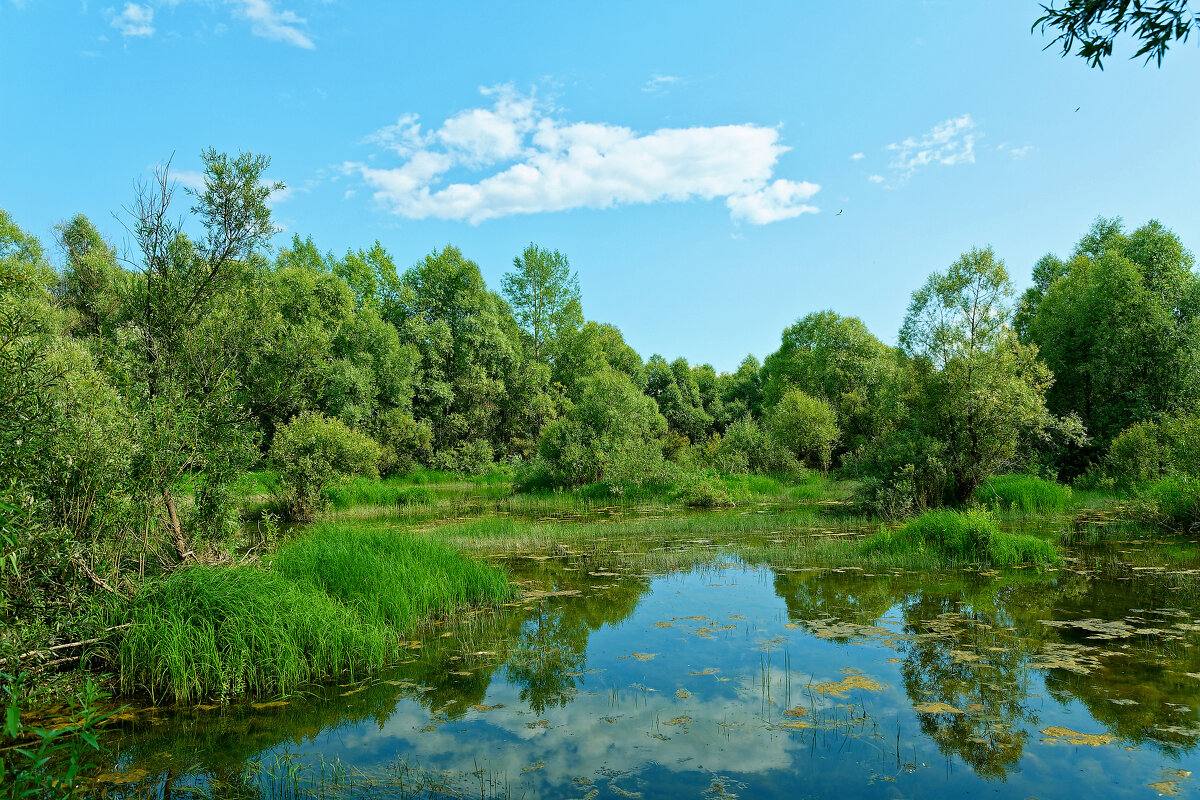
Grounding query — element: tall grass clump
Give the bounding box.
[324,477,436,510]
[864,509,1059,567]
[117,566,390,702]
[272,524,512,629]
[976,474,1074,514]
[117,525,511,701]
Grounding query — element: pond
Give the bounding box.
[90,527,1200,799]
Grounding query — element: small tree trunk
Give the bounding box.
[162,487,193,562]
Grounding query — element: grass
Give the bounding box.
[272,523,513,630]
[324,477,436,511]
[976,474,1074,514]
[115,524,512,702]
[864,508,1060,568]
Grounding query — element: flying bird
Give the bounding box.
[836,209,843,216]
[1075,106,1080,112]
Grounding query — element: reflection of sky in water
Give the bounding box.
[103,562,1200,799]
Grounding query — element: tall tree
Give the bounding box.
[501,244,583,363]
[1021,218,1200,470]
[121,150,278,560]
[900,247,1069,504]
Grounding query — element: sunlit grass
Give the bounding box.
[976,474,1074,515]
[864,508,1060,568]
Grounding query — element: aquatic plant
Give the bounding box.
[864,509,1059,567]
[1127,477,1200,531]
[976,474,1074,514]
[117,525,511,701]
[324,478,436,510]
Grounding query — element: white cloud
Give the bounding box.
[867,174,884,183]
[885,114,977,180]
[643,74,682,93]
[110,2,154,37]
[997,142,1034,159]
[850,152,864,160]
[230,0,314,49]
[348,86,819,225]
[170,168,206,191]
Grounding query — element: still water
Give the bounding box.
[92,535,1200,799]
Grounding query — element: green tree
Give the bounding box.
[898,247,1071,505]
[762,310,902,456]
[120,150,278,560]
[501,244,583,364]
[768,389,841,472]
[391,246,520,462]
[1021,218,1200,470]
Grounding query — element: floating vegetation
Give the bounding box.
[1039,726,1118,746]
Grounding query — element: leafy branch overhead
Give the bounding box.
[1034,0,1197,67]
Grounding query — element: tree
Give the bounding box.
[392,246,520,462]
[768,389,841,472]
[270,412,381,520]
[762,310,902,456]
[501,244,583,364]
[1034,0,1197,68]
[897,247,1071,505]
[121,150,278,561]
[1020,218,1200,470]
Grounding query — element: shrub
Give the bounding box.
[848,429,949,518]
[270,412,381,520]
[1108,421,1168,486]
[975,474,1074,514]
[376,410,433,477]
[530,369,669,489]
[1128,477,1200,530]
[768,389,841,472]
[864,509,1059,567]
[431,439,495,474]
[712,417,801,476]
[670,471,741,508]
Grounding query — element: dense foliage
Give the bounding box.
[2,150,1197,675]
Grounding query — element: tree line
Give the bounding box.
[2,150,1198,617]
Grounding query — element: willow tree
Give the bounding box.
[122,150,278,561]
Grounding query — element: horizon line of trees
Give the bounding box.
[3,149,1200,619]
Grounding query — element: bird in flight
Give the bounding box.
[836,209,843,216]
[1075,106,1080,112]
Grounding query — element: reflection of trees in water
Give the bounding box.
[772,564,1200,778]
[89,560,649,795]
[895,591,1041,782]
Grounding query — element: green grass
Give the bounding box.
[238,469,282,498]
[324,477,436,510]
[864,508,1060,568]
[115,524,511,702]
[976,474,1074,514]
[272,523,513,630]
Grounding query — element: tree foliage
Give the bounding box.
[1034,0,1197,68]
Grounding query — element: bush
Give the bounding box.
[1128,477,1200,530]
[376,410,433,477]
[848,429,949,518]
[864,509,1059,567]
[975,474,1074,514]
[1108,422,1168,487]
[529,369,669,489]
[270,412,381,520]
[431,439,495,475]
[769,389,841,472]
[670,470,742,508]
[711,417,801,476]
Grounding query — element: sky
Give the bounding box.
[2,1,1198,372]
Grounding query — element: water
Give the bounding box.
[90,533,1200,799]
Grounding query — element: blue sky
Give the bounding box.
[2,1,1198,371]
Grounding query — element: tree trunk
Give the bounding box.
[162,487,193,562]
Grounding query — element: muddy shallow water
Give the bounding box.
[90,529,1200,799]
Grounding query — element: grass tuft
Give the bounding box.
[975,474,1074,514]
[116,524,511,702]
[864,508,1059,567]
